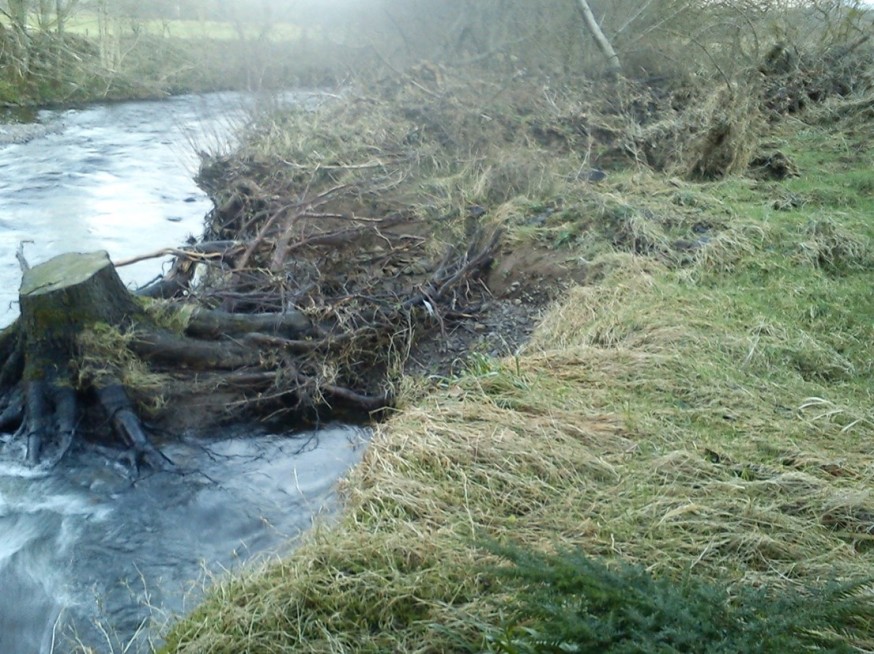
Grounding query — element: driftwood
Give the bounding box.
[0,211,499,473]
[0,117,503,474]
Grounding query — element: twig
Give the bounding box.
[114,247,224,268]
[279,159,389,171]
[16,241,32,273]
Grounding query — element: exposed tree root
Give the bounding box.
[96,382,171,473]
[0,201,498,473]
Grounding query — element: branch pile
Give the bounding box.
[131,78,515,424]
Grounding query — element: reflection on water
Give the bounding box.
[0,426,369,653]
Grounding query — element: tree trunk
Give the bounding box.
[7,0,32,80]
[56,0,66,36]
[9,0,29,32]
[575,0,622,77]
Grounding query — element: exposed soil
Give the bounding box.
[407,245,586,376]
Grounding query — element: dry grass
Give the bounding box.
[529,277,873,578]
[77,323,171,415]
[163,224,874,652]
[161,66,874,653]
[685,84,763,179]
[797,217,873,272]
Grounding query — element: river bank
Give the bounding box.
[0,90,386,654]
[157,50,874,653]
[0,30,350,108]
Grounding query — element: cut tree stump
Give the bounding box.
[0,250,391,475]
[15,251,168,470]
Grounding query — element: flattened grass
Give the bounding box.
[161,95,873,652]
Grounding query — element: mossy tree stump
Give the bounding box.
[0,250,388,475]
[4,251,167,470]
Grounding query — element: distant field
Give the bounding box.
[0,10,342,106]
[63,14,307,41]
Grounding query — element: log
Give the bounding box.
[131,330,265,370]
[185,308,311,340]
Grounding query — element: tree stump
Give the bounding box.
[0,250,390,475]
[15,251,167,470]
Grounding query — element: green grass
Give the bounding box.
[158,83,874,652]
[488,543,873,653]
[63,14,307,41]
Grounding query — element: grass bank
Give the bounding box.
[0,22,355,107]
[158,65,873,652]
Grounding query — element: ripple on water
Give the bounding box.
[0,425,369,654]
[0,91,256,326]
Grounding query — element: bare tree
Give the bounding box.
[6,0,28,29]
[3,0,32,78]
[575,0,622,75]
[55,0,77,34]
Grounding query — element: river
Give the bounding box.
[0,93,247,325]
[0,94,368,653]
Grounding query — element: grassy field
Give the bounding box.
[155,70,874,653]
[63,14,307,41]
[0,13,338,106]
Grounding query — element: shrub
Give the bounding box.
[486,543,873,653]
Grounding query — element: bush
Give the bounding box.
[486,543,873,653]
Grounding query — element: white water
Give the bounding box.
[0,427,369,653]
[0,93,367,653]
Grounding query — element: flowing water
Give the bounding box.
[0,427,369,653]
[0,92,249,325]
[0,94,368,653]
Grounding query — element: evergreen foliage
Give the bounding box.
[487,543,873,653]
